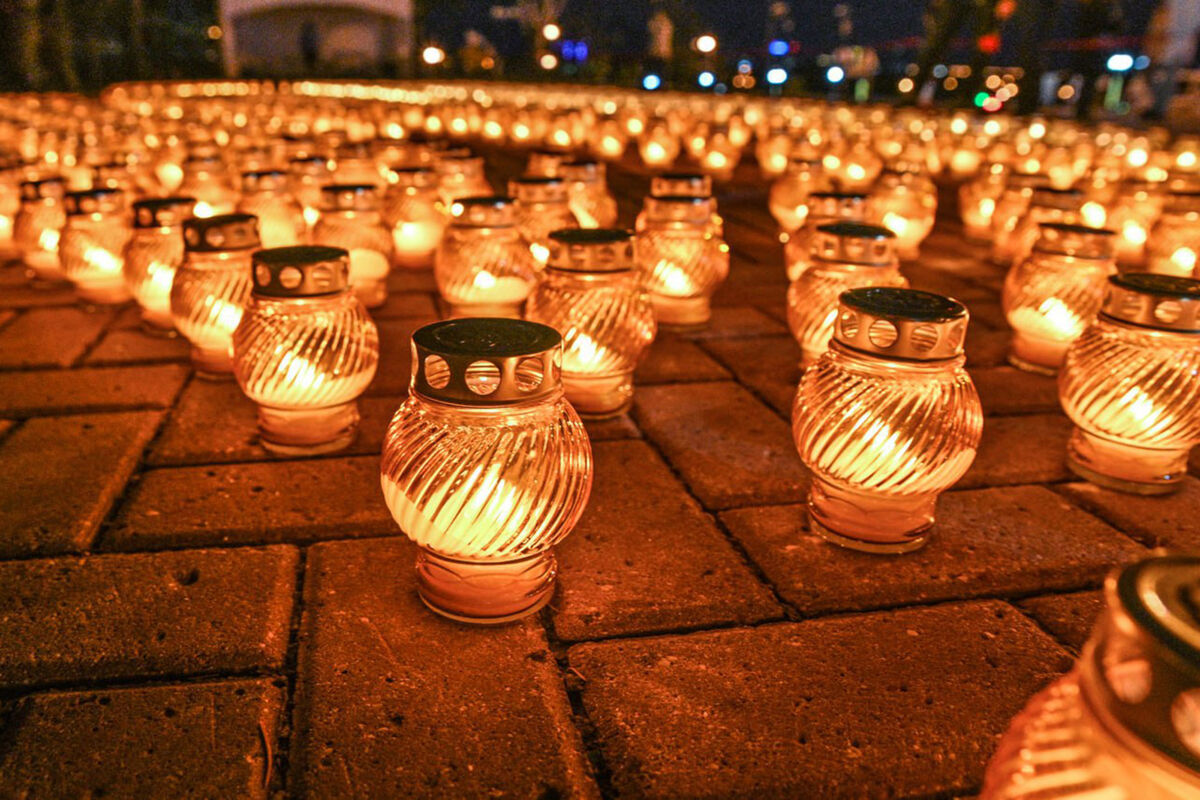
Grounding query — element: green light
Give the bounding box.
[973,92,989,108]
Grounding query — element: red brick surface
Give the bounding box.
[1057,477,1200,550]
[1017,590,1105,653]
[0,306,112,367]
[0,364,187,417]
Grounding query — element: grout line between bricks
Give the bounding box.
[277,546,309,799]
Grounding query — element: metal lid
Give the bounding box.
[834,287,969,361]
[252,245,349,297]
[64,188,123,216]
[433,152,484,176]
[1086,556,1200,773]
[1163,190,1200,216]
[183,213,261,252]
[183,151,223,169]
[509,175,567,204]
[561,159,604,181]
[19,177,65,201]
[387,166,436,188]
[320,183,379,211]
[547,229,634,272]
[449,195,515,227]
[651,172,712,198]
[1006,172,1048,190]
[642,194,712,224]
[806,191,868,219]
[1100,274,1200,332]
[1030,185,1084,210]
[526,148,570,176]
[241,170,289,192]
[811,222,897,267]
[1032,222,1116,260]
[133,196,196,228]
[410,318,563,405]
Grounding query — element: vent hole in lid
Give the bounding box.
[910,324,939,352]
[424,355,451,389]
[1156,300,1184,325]
[946,321,966,351]
[1172,689,1200,757]
[465,360,502,395]
[515,356,545,392]
[1119,293,1143,319]
[839,310,860,340]
[1102,638,1153,704]
[868,319,899,349]
[279,267,303,289]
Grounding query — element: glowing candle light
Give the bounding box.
[236,169,305,249]
[433,150,492,207]
[59,188,132,304]
[870,166,937,260]
[1146,191,1200,278]
[288,155,331,233]
[1059,273,1200,493]
[178,150,237,218]
[638,123,679,168]
[124,196,196,333]
[784,192,869,281]
[1002,186,1090,267]
[768,156,828,235]
[509,175,578,266]
[526,229,656,417]
[525,148,569,178]
[382,166,445,269]
[380,318,593,623]
[561,159,618,229]
[13,177,67,281]
[793,287,982,552]
[171,213,260,377]
[1003,223,1117,374]
[990,172,1048,265]
[435,196,538,317]
[637,173,723,237]
[233,246,379,454]
[634,195,729,328]
[311,184,394,308]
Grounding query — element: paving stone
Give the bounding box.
[108,456,396,549]
[721,486,1144,616]
[570,600,1071,800]
[0,678,285,799]
[386,268,438,293]
[702,334,800,417]
[583,413,640,441]
[635,334,730,384]
[369,290,439,319]
[965,326,1012,367]
[554,440,781,641]
[904,265,995,301]
[84,327,191,365]
[0,283,79,308]
[1018,591,1105,653]
[963,299,1008,330]
[712,260,789,308]
[634,381,808,509]
[958,413,1073,489]
[292,537,598,799]
[0,306,112,368]
[0,546,296,686]
[0,411,162,557]
[367,316,437,396]
[971,366,1061,416]
[681,305,788,340]
[0,364,188,417]
[1057,477,1200,550]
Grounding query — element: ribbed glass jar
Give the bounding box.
[768,157,827,234]
[434,151,492,207]
[637,123,681,169]
[1058,273,1200,494]
[998,186,1094,267]
[123,196,195,332]
[1107,180,1166,267]
[236,170,306,248]
[288,155,331,231]
[59,187,132,304]
[958,163,1007,241]
[526,229,656,418]
[509,175,578,267]
[178,151,237,218]
[990,172,1048,265]
[982,556,1200,800]
[871,167,938,260]
[635,173,723,236]
[233,246,379,455]
[634,195,730,329]
[13,176,67,281]
[383,166,444,269]
[793,287,982,552]
[1145,191,1200,278]
[435,196,538,317]
[784,192,870,281]
[380,318,593,623]
[788,222,908,366]
[311,184,393,309]
[562,159,619,229]
[171,213,260,377]
[1003,223,1117,374]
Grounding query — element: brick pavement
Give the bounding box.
[0,150,1161,798]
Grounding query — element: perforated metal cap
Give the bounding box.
[509,175,567,204]
[1100,273,1200,332]
[642,194,712,225]
[20,177,65,201]
[1163,190,1200,216]
[1033,223,1116,259]
[133,196,196,229]
[1086,556,1200,773]
[561,159,604,182]
[64,188,123,216]
[241,170,289,192]
[252,246,349,298]
[834,287,969,361]
[547,229,634,272]
[650,172,712,198]
[410,318,563,405]
[387,166,436,188]
[806,191,868,219]
[449,196,515,227]
[811,222,897,267]
[320,183,379,210]
[183,213,261,253]
[1030,186,1084,210]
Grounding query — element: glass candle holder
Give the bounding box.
[561,159,618,229]
[1059,273,1200,494]
[383,166,445,269]
[380,317,593,624]
[793,287,982,553]
[958,163,1007,242]
[311,184,393,309]
[434,151,492,207]
[14,176,67,282]
[124,196,196,333]
[526,148,570,178]
[171,213,260,377]
[526,229,656,418]
[332,141,384,187]
[697,124,742,182]
[1146,191,1200,278]
[288,155,331,231]
[435,196,538,317]
[787,221,908,366]
[1001,186,1092,267]
[638,123,680,169]
[237,170,306,248]
[509,175,578,266]
[872,168,938,261]
[1003,223,1117,375]
[768,157,827,235]
[588,117,628,160]
[982,555,1200,800]
[1107,180,1165,268]
[59,188,132,304]
[233,246,379,455]
[0,161,32,260]
[784,192,870,281]
[990,172,1048,265]
[636,172,723,236]
[178,151,237,218]
[634,195,730,329]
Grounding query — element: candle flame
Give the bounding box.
[1121,220,1147,246]
[83,246,122,275]
[1080,201,1107,228]
[193,201,215,218]
[1171,247,1197,274]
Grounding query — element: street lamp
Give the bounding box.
[695,34,717,54]
[542,23,562,42]
[422,46,446,66]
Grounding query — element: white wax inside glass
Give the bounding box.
[349,248,390,281]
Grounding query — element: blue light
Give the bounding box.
[736,59,752,74]
[642,73,662,91]
[1106,53,1134,72]
[768,39,788,57]
[698,71,715,88]
[576,41,588,61]
[1134,55,1150,70]
[766,67,788,85]
[826,65,845,84]
[561,40,575,60]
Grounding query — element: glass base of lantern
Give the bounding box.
[190,346,234,379]
[75,282,133,305]
[140,312,177,338]
[353,279,388,309]
[1066,428,1188,495]
[963,225,992,243]
[448,301,523,319]
[1008,333,1069,376]
[257,401,359,456]
[562,371,634,419]
[807,479,934,554]
[393,250,436,270]
[24,253,64,282]
[651,294,711,330]
[415,549,556,624]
